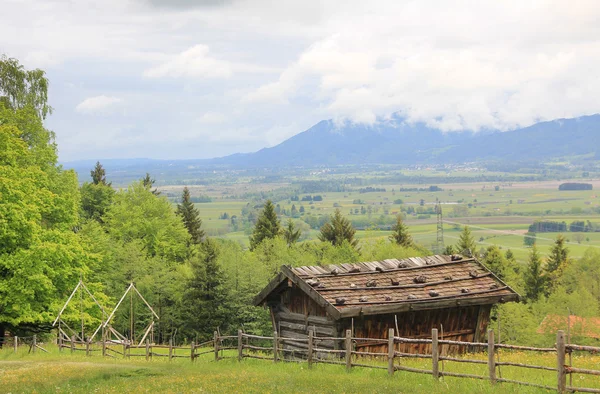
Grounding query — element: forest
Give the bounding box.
[1,56,599,349]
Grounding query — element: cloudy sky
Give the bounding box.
[2,0,600,161]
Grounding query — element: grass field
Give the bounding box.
[1,345,599,393]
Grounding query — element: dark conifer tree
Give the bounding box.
[91,161,110,186]
[319,208,358,249]
[183,239,230,337]
[176,186,205,244]
[249,200,281,250]
[283,219,301,247]
[389,215,413,248]
[142,172,160,195]
[544,234,569,294]
[456,226,476,257]
[524,244,545,302]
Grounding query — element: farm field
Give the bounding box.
[2,347,599,393]
[160,178,600,264]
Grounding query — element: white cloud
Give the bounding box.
[76,95,124,114]
[143,45,233,79]
[3,0,600,160]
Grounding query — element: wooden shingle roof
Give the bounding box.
[254,255,519,319]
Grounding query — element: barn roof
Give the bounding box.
[253,255,519,319]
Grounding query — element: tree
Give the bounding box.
[0,56,90,340]
[283,219,301,247]
[319,208,359,249]
[524,245,545,302]
[142,172,160,195]
[545,234,569,293]
[249,200,281,250]
[80,181,115,222]
[0,54,52,119]
[389,215,413,248]
[183,239,231,338]
[456,226,476,257]
[176,186,205,244]
[90,161,110,186]
[523,232,536,247]
[481,246,506,280]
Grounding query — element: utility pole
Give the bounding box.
[436,202,444,254]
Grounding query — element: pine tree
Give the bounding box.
[183,239,230,337]
[389,215,413,248]
[176,186,205,244]
[544,234,569,293]
[456,226,476,257]
[524,244,545,302]
[249,200,281,250]
[283,219,301,247]
[319,208,358,249]
[91,161,110,186]
[482,245,506,279]
[141,172,160,195]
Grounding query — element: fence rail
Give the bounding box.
[5,328,600,394]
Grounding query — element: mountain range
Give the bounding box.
[65,114,600,177]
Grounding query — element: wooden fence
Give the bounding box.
[5,329,599,393]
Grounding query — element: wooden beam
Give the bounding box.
[281,265,341,320]
[53,280,82,326]
[316,273,492,292]
[252,272,286,306]
[339,287,512,306]
[294,258,477,278]
[338,294,518,318]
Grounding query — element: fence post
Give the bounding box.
[488,329,496,384]
[123,342,127,359]
[14,336,18,354]
[557,330,566,393]
[273,331,279,363]
[86,340,90,357]
[432,328,439,380]
[169,338,173,361]
[237,330,243,362]
[308,330,314,369]
[32,334,37,354]
[71,335,75,354]
[191,341,195,362]
[59,333,63,352]
[214,331,219,361]
[146,339,150,361]
[102,337,106,357]
[345,329,352,372]
[388,328,395,376]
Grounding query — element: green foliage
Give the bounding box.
[456,226,476,257]
[544,234,569,294]
[90,161,110,186]
[106,182,189,261]
[176,187,205,244]
[318,208,358,249]
[481,246,506,280]
[0,54,52,119]
[282,219,301,247]
[389,214,413,248]
[80,182,115,222]
[182,239,231,338]
[249,200,281,250]
[523,245,545,302]
[142,172,160,195]
[0,58,90,335]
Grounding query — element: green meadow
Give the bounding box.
[2,346,599,393]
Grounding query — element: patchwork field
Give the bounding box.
[159,178,600,264]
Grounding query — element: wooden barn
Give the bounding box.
[253,255,519,355]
